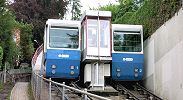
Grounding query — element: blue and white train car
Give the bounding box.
[112,24,144,81]
[42,19,81,79]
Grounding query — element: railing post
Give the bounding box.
[31,73,34,99]
[84,88,87,100]
[34,74,36,99]
[40,75,43,100]
[62,82,65,100]
[149,96,153,100]
[49,78,52,100]
[3,62,6,83]
[36,74,38,100]
[38,75,41,100]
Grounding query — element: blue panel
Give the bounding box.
[45,49,80,79]
[46,49,80,60]
[112,53,144,81]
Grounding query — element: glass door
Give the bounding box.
[99,20,110,56]
[87,19,111,57]
[87,19,98,56]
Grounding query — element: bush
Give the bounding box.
[17,22,34,63]
[114,12,134,24]
[117,0,182,40]
[0,46,3,68]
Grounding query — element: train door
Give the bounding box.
[99,20,111,57]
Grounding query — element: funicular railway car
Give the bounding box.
[36,11,144,90]
[112,24,144,81]
[41,19,81,79]
[80,10,112,90]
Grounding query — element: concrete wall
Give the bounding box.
[144,9,183,100]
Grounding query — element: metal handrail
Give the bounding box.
[34,72,111,100]
[8,69,32,74]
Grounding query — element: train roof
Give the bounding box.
[46,19,81,27]
[112,24,143,32]
[80,10,111,21]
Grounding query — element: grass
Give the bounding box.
[0,82,3,91]
[6,82,14,100]
[7,91,11,100]
[27,82,34,100]
[0,82,13,100]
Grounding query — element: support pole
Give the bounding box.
[3,62,6,83]
[62,82,65,100]
[40,75,43,100]
[84,88,87,100]
[36,74,38,99]
[49,78,52,100]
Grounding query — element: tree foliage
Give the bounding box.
[99,4,119,22]
[71,0,82,20]
[114,12,134,24]
[0,0,35,69]
[117,0,182,39]
[99,0,143,22]
[99,0,181,40]
[0,0,19,69]
[17,23,34,63]
[117,0,140,16]
[0,46,3,68]
[10,0,69,45]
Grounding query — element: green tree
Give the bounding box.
[99,0,143,22]
[10,0,69,46]
[0,46,3,69]
[0,0,20,69]
[116,0,143,19]
[99,4,119,22]
[71,0,82,20]
[18,23,34,63]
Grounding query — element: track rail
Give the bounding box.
[112,81,163,100]
[135,83,163,100]
[117,83,140,100]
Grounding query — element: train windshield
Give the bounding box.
[113,31,142,52]
[49,26,79,49]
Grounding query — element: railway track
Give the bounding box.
[111,81,163,100]
[51,83,82,100]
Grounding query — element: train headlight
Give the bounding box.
[134,68,138,73]
[117,73,120,77]
[70,66,74,69]
[52,70,56,74]
[116,68,121,72]
[51,65,56,69]
[134,73,138,77]
[70,71,74,75]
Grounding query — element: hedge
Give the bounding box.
[114,12,134,24]
[115,0,182,40]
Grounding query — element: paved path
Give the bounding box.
[10,82,29,100]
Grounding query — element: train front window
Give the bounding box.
[49,26,79,49]
[113,31,142,52]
